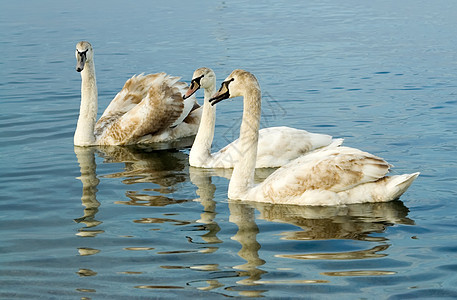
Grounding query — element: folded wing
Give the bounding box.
[94,73,189,145]
[257,146,391,200]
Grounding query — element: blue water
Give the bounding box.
[1,0,457,299]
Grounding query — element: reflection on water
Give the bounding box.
[74,147,103,239]
[2,0,456,297]
[72,145,416,297]
[189,168,222,246]
[252,200,414,242]
[98,144,190,186]
[74,145,194,236]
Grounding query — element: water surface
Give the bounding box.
[1,1,457,299]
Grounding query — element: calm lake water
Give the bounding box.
[1,0,457,299]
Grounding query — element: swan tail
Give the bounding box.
[327,138,344,148]
[385,172,420,200]
[308,138,344,154]
[305,132,334,149]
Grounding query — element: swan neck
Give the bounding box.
[228,89,261,199]
[189,84,217,166]
[75,60,98,146]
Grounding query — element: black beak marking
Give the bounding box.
[76,49,88,72]
[209,78,234,106]
[209,91,230,106]
[183,74,204,99]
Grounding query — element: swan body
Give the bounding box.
[209,69,419,206]
[74,41,200,146]
[184,67,342,168]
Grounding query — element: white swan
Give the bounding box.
[74,41,201,146]
[209,69,419,206]
[184,67,342,168]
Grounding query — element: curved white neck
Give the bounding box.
[189,85,217,166]
[228,89,261,199]
[74,60,98,146]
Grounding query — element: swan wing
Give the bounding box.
[210,126,339,168]
[254,146,391,201]
[95,73,188,145]
[98,73,174,121]
[169,80,198,127]
[255,126,337,167]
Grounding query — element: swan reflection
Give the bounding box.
[189,168,222,246]
[189,168,414,295]
[73,144,195,236]
[234,200,413,265]
[250,200,414,242]
[97,145,190,187]
[74,146,103,238]
[74,146,415,296]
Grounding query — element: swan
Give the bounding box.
[74,41,201,146]
[209,69,420,206]
[183,67,342,168]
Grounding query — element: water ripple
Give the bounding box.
[1,1,457,298]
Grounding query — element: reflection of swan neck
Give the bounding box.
[75,59,98,146]
[189,168,221,244]
[229,202,265,285]
[228,89,261,199]
[189,84,217,166]
[74,147,100,225]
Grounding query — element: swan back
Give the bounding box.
[250,146,396,204]
[254,127,336,168]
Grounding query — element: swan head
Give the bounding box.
[183,67,216,99]
[75,41,94,72]
[209,69,260,106]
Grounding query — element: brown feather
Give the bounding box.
[258,147,391,200]
[95,73,187,145]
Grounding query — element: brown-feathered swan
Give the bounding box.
[74,41,201,146]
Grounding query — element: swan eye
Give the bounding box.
[209,78,234,105]
[218,78,234,92]
[76,49,89,72]
[190,74,204,90]
[193,74,204,85]
[77,49,88,57]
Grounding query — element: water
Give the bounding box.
[1,0,457,298]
